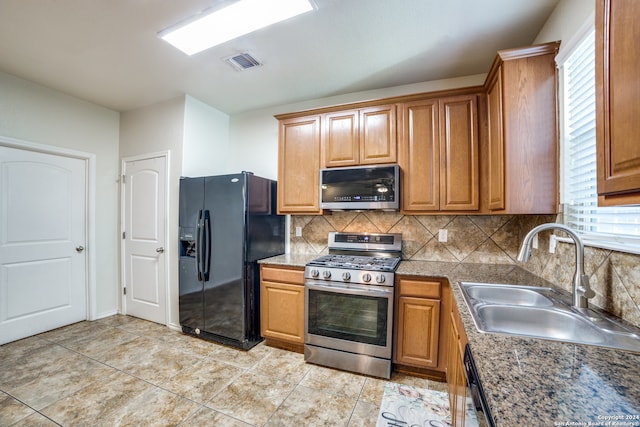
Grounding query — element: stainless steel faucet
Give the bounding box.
[517,223,595,309]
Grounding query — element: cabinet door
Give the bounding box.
[439,95,479,211]
[359,105,397,164]
[260,281,304,344]
[277,116,322,214]
[596,0,640,202]
[487,70,506,210]
[400,99,440,211]
[500,46,559,213]
[484,41,559,214]
[323,110,359,167]
[447,310,460,421]
[454,351,468,427]
[395,296,440,368]
[448,298,471,427]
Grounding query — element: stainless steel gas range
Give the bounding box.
[304,232,402,379]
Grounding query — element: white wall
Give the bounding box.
[228,74,487,180]
[0,70,121,318]
[534,0,595,51]
[119,96,185,328]
[182,95,231,177]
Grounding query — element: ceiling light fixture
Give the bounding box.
[159,0,314,56]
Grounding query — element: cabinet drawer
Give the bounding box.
[261,266,304,285]
[397,279,441,298]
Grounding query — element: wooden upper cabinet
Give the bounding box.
[277,115,322,214]
[400,94,479,212]
[359,105,397,165]
[400,98,440,211]
[484,41,560,214]
[440,95,479,211]
[596,0,640,205]
[323,105,396,167]
[323,110,359,167]
[486,69,505,211]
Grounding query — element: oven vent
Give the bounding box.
[224,53,262,71]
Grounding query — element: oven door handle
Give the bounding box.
[305,281,393,297]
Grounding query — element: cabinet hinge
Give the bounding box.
[123,287,126,295]
[122,231,125,239]
[122,174,126,183]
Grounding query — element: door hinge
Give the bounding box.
[122,174,126,183]
[123,287,126,295]
[122,231,125,239]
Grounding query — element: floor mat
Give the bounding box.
[376,383,453,427]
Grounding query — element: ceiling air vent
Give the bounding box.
[224,53,262,71]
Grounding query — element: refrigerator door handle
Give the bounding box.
[203,210,211,281]
[196,209,204,281]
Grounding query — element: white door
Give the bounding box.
[0,145,87,345]
[122,155,167,324]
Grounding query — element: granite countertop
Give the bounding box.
[258,253,317,268]
[261,255,640,426]
[402,261,640,426]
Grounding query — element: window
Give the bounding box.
[560,28,640,254]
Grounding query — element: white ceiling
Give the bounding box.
[0,0,560,115]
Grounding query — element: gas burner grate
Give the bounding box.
[308,254,400,271]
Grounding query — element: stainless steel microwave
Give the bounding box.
[320,164,399,210]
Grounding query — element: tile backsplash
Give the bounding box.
[289,212,640,328]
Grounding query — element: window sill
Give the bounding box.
[554,235,640,256]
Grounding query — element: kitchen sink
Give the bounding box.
[463,283,555,307]
[460,282,640,353]
[476,305,605,345]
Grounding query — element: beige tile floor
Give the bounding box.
[0,315,448,426]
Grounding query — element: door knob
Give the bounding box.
[75,246,85,253]
[156,247,164,253]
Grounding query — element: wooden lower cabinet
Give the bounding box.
[394,277,449,377]
[447,299,469,427]
[396,296,440,367]
[259,265,305,352]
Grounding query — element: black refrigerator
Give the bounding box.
[178,172,285,350]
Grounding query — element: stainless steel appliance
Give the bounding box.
[320,164,399,210]
[304,232,402,378]
[179,172,285,350]
[464,345,494,427]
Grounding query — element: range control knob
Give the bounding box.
[342,272,351,281]
[322,270,332,279]
[310,269,319,278]
[376,274,386,284]
[362,273,372,283]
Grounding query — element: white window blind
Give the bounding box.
[561,30,640,253]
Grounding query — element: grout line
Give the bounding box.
[2,316,399,426]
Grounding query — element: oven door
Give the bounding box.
[304,281,393,359]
